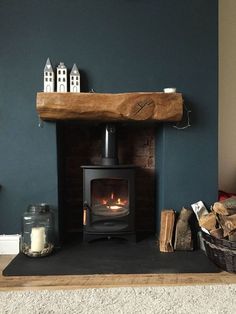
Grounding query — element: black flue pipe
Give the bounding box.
[102,124,118,166]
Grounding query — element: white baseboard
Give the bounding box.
[0,234,21,254]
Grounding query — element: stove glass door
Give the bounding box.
[91,178,129,217]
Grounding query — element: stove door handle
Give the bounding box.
[83,202,91,226]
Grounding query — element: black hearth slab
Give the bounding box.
[3,237,220,276]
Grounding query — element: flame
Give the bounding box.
[98,193,127,208]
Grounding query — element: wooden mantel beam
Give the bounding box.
[36,92,183,122]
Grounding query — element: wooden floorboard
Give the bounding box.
[0,255,236,291]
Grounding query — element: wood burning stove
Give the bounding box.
[81,124,136,242]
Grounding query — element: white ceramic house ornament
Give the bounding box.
[44,58,55,92]
[70,64,80,92]
[57,62,68,92]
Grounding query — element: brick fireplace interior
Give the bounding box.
[57,122,155,239]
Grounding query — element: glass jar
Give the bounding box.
[21,203,54,257]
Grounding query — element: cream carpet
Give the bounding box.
[0,285,236,313]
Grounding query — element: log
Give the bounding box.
[36,92,183,122]
[212,202,229,215]
[174,207,193,251]
[220,197,236,209]
[213,198,236,216]
[199,212,217,231]
[229,231,236,242]
[159,209,175,252]
[210,228,224,239]
[218,214,236,237]
[226,209,236,216]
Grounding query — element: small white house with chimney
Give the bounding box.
[70,64,80,92]
[44,58,55,92]
[57,62,67,92]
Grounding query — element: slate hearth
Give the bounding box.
[3,236,219,276]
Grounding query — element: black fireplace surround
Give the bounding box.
[81,124,136,242]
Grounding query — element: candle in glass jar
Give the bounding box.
[30,227,46,252]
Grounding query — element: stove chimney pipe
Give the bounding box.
[102,124,118,166]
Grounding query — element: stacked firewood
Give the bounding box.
[198,197,236,241]
[158,197,236,252]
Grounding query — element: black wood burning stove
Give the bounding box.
[81,124,136,242]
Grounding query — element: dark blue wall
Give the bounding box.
[0,0,218,235]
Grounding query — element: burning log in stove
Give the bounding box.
[93,191,129,217]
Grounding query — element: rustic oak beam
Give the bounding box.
[36,92,183,122]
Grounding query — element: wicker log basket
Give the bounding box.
[202,231,236,273]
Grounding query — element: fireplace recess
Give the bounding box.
[36,92,183,240]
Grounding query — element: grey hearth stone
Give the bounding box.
[3,236,220,276]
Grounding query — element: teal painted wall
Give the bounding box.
[0,0,218,236]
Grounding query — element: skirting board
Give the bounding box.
[0,235,21,254]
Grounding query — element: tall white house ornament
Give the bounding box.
[70,64,80,92]
[44,58,55,92]
[57,62,68,92]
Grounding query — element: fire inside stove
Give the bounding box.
[91,179,129,217]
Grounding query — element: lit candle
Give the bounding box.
[30,227,46,252]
